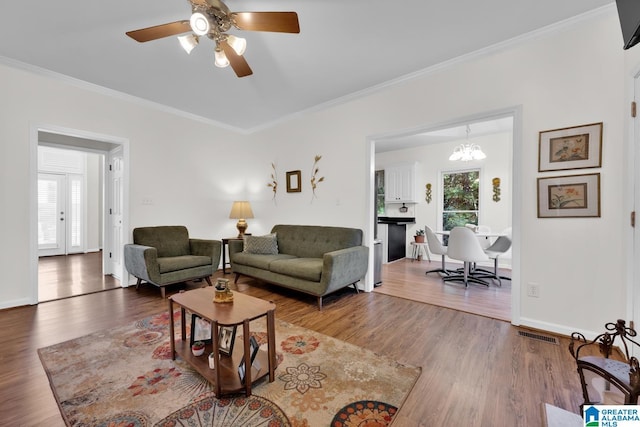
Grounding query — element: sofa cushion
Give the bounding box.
[270,225,363,258]
[232,253,296,270]
[269,258,323,282]
[158,255,212,274]
[243,233,279,255]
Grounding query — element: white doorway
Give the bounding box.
[366,107,521,324]
[30,125,130,304]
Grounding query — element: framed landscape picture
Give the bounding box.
[190,314,212,345]
[538,122,602,172]
[238,336,260,384]
[537,173,600,218]
[218,325,237,356]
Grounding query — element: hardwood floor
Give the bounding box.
[38,252,119,302]
[376,258,511,321]
[3,257,585,427]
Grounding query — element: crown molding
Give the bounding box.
[246,4,616,134]
[0,55,249,134]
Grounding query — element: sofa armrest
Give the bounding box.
[124,244,161,284]
[321,246,369,293]
[190,239,222,269]
[228,239,244,261]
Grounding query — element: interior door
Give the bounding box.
[633,75,640,332]
[38,173,66,256]
[107,146,124,279]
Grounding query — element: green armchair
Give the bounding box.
[124,226,221,298]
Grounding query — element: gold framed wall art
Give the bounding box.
[538,122,602,172]
[537,173,600,218]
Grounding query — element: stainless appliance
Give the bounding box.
[373,239,382,286]
[377,216,415,262]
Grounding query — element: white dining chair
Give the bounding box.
[425,226,449,277]
[476,225,492,249]
[443,226,491,287]
[481,227,512,286]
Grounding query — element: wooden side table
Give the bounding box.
[169,288,276,397]
[410,241,431,262]
[221,235,250,274]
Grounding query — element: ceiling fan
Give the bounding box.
[126,0,300,78]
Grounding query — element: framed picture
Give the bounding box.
[249,335,259,364]
[218,325,237,356]
[538,122,602,172]
[190,314,212,346]
[238,336,260,383]
[537,173,600,218]
[286,170,302,193]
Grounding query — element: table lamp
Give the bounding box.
[229,201,254,238]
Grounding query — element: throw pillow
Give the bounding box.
[243,233,279,254]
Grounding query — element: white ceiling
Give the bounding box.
[375,116,515,153]
[0,0,614,132]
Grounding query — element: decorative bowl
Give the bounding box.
[192,341,205,356]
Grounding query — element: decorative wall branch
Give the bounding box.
[310,155,325,202]
[267,162,278,203]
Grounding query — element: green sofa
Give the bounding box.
[124,226,222,298]
[229,224,369,309]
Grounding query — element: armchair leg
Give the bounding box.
[352,282,360,294]
[317,296,323,311]
[234,273,241,284]
[160,287,166,299]
[135,278,142,290]
[204,276,213,286]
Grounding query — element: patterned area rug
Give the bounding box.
[38,311,421,426]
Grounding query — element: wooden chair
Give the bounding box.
[569,319,640,410]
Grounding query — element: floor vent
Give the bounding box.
[518,330,559,345]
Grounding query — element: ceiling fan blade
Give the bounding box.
[126,21,191,42]
[220,40,253,78]
[231,12,300,33]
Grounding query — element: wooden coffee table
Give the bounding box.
[168,287,277,396]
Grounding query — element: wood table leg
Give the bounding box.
[267,309,276,383]
[243,319,251,396]
[169,298,176,360]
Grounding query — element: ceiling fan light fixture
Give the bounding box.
[190,12,211,36]
[226,35,247,55]
[178,34,199,54]
[214,48,230,68]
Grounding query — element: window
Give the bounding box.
[442,170,480,231]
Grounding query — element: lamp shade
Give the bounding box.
[178,34,199,54]
[229,201,254,219]
[229,201,254,238]
[214,47,229,68]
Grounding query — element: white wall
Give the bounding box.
[0,7,634,338]
[248,8,629,337]
[0,62,247,308]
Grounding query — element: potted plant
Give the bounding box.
[191,341,205,356]
[414,229,425,243]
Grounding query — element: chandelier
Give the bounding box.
[449,125,486,161]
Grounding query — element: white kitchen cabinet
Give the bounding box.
[384,162,418,203]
